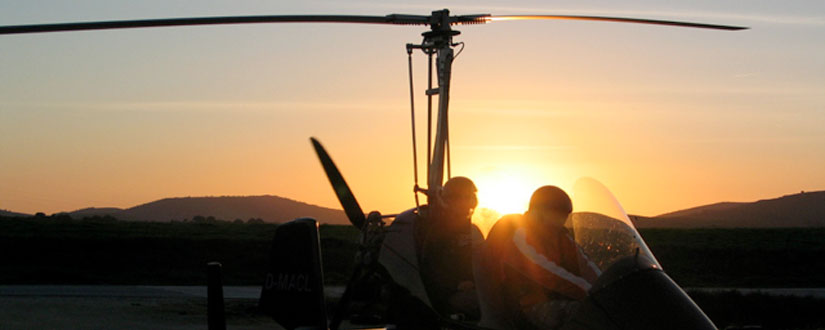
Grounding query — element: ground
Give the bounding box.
[0,286,282,330]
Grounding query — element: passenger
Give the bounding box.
[418,176,481,319]
[478,185,600,329]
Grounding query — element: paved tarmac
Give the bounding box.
[686,287,825,299]
[0,286,282,329]
[3,285,819,299]
[0,285,264,299]
[2,285,822,329]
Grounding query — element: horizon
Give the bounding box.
[2,1,824,218]
[3,188,821,219]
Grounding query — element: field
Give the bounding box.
[640,228,825,287]
[0,216,360,285]
[3,217,824,287]
[2,216,825,329]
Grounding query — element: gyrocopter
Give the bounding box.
[0,9,747,330]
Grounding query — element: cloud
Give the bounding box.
[454,106,574,117]
[455,145,575,151]
[0,100,393,114]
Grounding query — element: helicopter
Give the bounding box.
[0,8,748,330]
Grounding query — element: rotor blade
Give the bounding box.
[488,15,748,30]
[310,137,367,229]
[0,13,747,35]
[0,14,430,35]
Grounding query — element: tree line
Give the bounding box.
[1,213,268,224]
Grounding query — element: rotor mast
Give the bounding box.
[408,9,461,207]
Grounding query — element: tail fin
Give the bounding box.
[259,218,328,330]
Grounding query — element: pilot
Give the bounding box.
[478,185,600,329]
[418,176,481,319]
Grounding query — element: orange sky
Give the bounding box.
[1,2,824,217]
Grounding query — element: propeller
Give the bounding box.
[0,12,746,35]
[310,137,367,229]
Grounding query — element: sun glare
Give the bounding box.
[469,170,539,237]
[475,174,534,216]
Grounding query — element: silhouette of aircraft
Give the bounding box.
[1,9,747,329]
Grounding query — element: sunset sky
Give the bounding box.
[1,1,823,218]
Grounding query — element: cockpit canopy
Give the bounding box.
[567,177,661,272]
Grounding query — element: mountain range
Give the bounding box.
[632,190,825,228]
[3,196,349,225]
[3,190,824,227]
[0,209,31,218]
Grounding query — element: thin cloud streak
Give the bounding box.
[0,101,393,113]
[454,107,573,117]
[456,145,576,151]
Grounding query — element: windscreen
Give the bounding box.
[567,177,661,271]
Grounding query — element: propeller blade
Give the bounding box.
[310,137,367,229]
[488,15,748,30]
[0,14,430,35]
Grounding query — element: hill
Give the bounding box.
[117,195,349,225]
[2,196,350,225]
[633,191,825,228]
[68,207,123,218]
[0,209,30,217]
[655,202,746,218]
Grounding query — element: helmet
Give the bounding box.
[442,176,478,209]
[528,185,572,215]
[442,176,477,199]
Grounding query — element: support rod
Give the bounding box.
[427,44,454,204]
[407,47,420,208]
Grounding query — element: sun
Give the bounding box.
[475,174,534,216]
[468,170,539,236]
